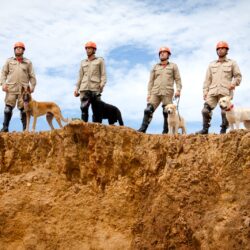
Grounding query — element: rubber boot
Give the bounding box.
[1,106,13,132]
[138,113,152,133]
[20,108,27,131]
[81,112,88,122]
[162,112,168,134]
[196,104,212,134]
[220,111,229,134]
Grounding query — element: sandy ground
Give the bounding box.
[0,122,249,249]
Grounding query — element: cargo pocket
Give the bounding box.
[211,66,218,74]
[7,83,18,92]
[223,66,232,79]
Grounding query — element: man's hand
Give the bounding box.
[174,90,180,98]
[203,93,207,101]
[147,95,150,102]
[229,83,236,90]
[2,84,8,92]
[74,88,80,97]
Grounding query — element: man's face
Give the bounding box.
[217,47,228,57]
[159,51,169,61]
[14,47,24,57]
[85,47,95,57]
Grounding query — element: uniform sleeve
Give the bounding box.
[0,60,9,86]
[203,65,212,95]
[173,64,182,91]
[232,61,242,86]
[100,59,107,88]
[28,62,37,91]
[147,67,155,96]
[76,62,83,90]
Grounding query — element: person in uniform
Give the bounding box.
[0,42,37,132]
[138,46,182,133]
[197,41,242,134]
[74,41,107,123]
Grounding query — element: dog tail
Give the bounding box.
[61,114,71,123]
[117,110,124,126]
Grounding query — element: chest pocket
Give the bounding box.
[20,64,28,73]
[91,61,100,74]
[223,66,232,74]
[82,64,89,74]
[8,62,18,72]
[165,68,173,77]
[211,66,218,74]
[154,66,165,78]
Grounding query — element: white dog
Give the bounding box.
[219,96,250,130]
[165,104,186,134]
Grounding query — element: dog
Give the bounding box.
[22,86,70,131]
[164,104,186,134]
[219,96,250,130]
[92,100,124,125]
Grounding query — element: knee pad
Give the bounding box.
[202,103,212,116]
[80,97,90,113]
[4,105,13,115]
[144,104,154,115]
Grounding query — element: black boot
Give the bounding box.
[162,111,168,134]
[81,112,88,122]
[1,105,13,132]
[138,104,154,133]
[220,111,229,134]
[196,103,212,134]
[20,108,27,131]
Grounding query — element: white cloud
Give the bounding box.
[0,0,249,132]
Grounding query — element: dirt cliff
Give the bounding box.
[0,122,249,250]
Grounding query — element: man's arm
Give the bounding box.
[0,60,9,91]
[203,66,212,100]
[100,58,107,92]
[74,62,83,96]
[28,62,37,93]
[174,64,182,97]
[147,67,155,101]
[231,61,242,88]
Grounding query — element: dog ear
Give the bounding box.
[21,86,25,93]
[27,85,31,93]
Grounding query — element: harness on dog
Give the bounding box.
[225,104,234,111]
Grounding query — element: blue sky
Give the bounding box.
[1,0,250,134]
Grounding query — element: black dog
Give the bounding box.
[92,100,124,125]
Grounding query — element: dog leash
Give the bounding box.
[173,96,181,121]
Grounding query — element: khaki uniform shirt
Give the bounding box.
[203,58,242,97]
[76,57,107,92]
[0,57,36,94]
[148,62,182,96]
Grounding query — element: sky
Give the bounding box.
[0,0,250,134]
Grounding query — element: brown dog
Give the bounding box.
[22,87,70,131]
[164,104,186,134]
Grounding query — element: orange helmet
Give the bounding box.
[216,41,229,50]
[85,41,97,49]
[14,42,25,50]
[159,47,171,55]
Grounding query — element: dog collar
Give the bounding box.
[225,104,234,111]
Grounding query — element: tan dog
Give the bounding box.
[165,104,186,134]
[22,87,70,131]
[219,96,250,130]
